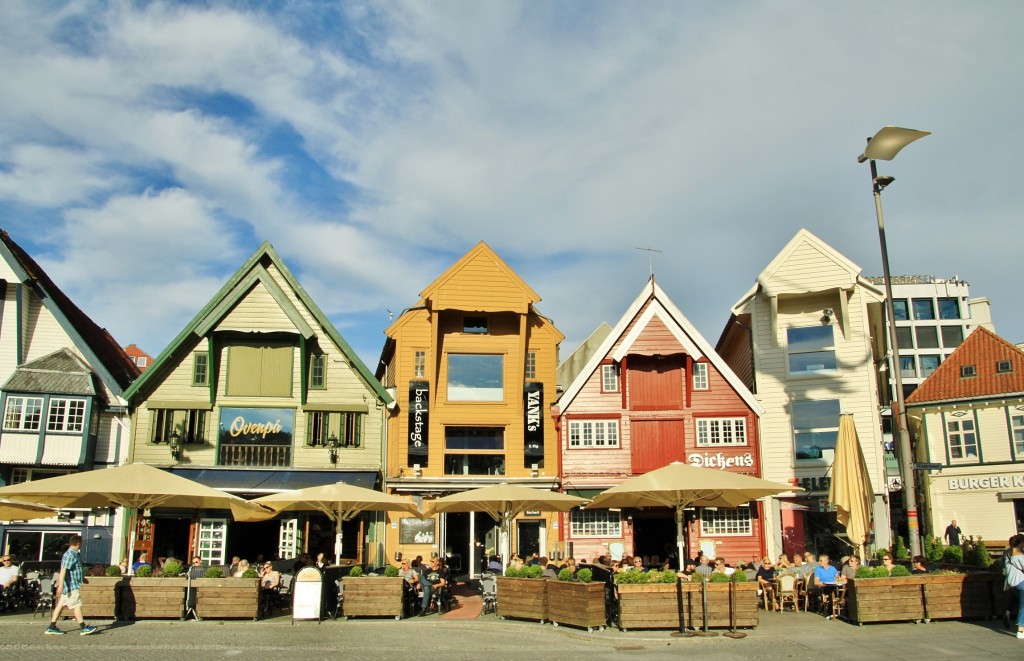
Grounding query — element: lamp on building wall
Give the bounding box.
[858,125,930,558]
[327,433,340,464]
[168,431,182,460]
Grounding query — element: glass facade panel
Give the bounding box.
[937,297,960,320]
[915,326,940,349]
[912,299,935,320]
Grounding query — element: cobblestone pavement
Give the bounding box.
[2,609,1021,661]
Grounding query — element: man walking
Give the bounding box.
[46,535,97,636]
[944,520,963,546]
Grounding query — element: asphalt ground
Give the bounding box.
[1,607,1022,661]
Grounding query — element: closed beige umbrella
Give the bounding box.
[0,498,57,521]
[239,482,423,565]
[828,414,875,560]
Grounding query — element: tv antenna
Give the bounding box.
[635,247,662,277]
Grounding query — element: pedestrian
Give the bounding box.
[46,534,97,636]
[944,520,962,546]
[1005,539,1024,639]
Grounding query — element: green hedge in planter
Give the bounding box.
[890,565,911,577]
[105,565,122,577]
[162,560,183,577]
[205,567,224,578]
[135,565,153,577]
[384,565,400,578]
[241,568,259,579]
[348,566,364,577]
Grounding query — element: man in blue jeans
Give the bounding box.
[419,557,449,616]
[46,535,97,635]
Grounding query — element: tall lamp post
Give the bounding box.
[858,126,930,557]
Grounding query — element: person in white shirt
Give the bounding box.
[0,554,20,589]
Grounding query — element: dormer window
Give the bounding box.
[960,365,977,378]
[997,360,1013,374]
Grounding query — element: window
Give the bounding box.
[525,352,537,380]
[998,360,1013,374]
[309,354,326,389]
[912,299,935,320]
[1012,414,1024,456]
[568,420,620,448]
[3,396,43,431]
[787,326,837,375]
[46,398,86,433]
[920,355,941,377]
[570,509,621,538]
[895,326,914,349]
[941,326,964,349]
[414,351,426,378]
[463,316,488,334]
[137,356,148,368]
[151,409,208,444]
[899,355,917,378]
[937,297,961,320]
[3,531,77,562]
[9,468,72,484]
[696,418,747,446]
[946,418,978,460]
[601,364,619,392]
[226,343,293,397]
[307,411,363,447]
[193,353,209,386]
[447,354,503,401]
[692,362,709,390]
[444,427,504,475]
[792,399,840,461]
[700,507,752,535]
[915,327,939,349]
[892,299,909,321]
[961,365,977,377]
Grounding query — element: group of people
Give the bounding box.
[396,555,452,616]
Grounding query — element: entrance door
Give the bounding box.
[196,518,227,566]
[517,521,541,559]
[133,516,155,563]
[279,518,302,559]
[444,512,469,575]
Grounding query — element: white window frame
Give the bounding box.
[525,352,537,380]
[946,418,978,461]
[700,507,752,536]
[309,354,327,390]
[568,420,620,448]
[692,362,709,390]
[196,518,228,566]
[601,364,619,393]
[46,398,87,433]
[570,509,622,538]
[10,468,73,484]
[3,396,44,431]
[1012,413,1024,456]
[696,417,747,446]
[786,325,838,377]
[414,351,426,378]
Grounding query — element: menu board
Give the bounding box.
[292,566,323,621]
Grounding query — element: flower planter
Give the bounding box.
[846,573,1006,624]
[80,576,127,620]
[341,577,406,619]
[496,577,548,622]
[121,577,187,620]
[547,580,606,631]
[616,581,759,631]
[192,578,260,620]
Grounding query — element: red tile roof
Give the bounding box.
[906,326,1024,405]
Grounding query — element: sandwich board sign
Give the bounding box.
[292,566,323,623]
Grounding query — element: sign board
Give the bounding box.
[399,517,436,545]
[292,567,324,622]
[912,463,943,471]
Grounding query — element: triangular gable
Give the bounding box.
[124,242,390,405]
[907,327,1024,405]
[611,301,703,362]
[2,348,96,396]
[417,241,539,314]
[756,228,861,297]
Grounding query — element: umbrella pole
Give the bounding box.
[676,507,686,571]
[723,580,746,639]
[127,508,137,575]
[334,508,343,566]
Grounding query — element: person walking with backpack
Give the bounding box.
[1005,539,1024,640]
[46,535,96,636]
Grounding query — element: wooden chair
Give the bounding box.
[778,574,799,612]
[830,584,847,620]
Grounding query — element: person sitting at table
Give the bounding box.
[712,557,731,574]
[315,553,328,570]
[132,552,151,573]
[776,554,791,572]
[790,553,809,579]
[541,557,559,578]
[507,554,524,571]
[486,555,503,572]
[0,554,20,596]
[812,553,842,619]
[260,561,280,589]
[233,559,250,577]
[631,556,646,572]
[911,555,928,574]
[756,557,779,611]
[419,557,449,616]
[841,555,860,580]
[563,557,578,575]
[694,555,713,578]
[880,553,897,573]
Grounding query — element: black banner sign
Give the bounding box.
[524,382,543,467]
[408,380,429,466]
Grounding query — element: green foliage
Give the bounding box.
[576,568,593,583]
[942,545,964,564]
[384,565,400,578]
[893,536,910,561]
[241,568,259,579]
[964,538,994,568]
[709,572,731,583]
[524,564,544,579]
[690,571,708,583]
[731,570,749,582]
[613,569,647,584]
[871,566,891,578]
[204,567,224,578]
[162,560,183,577]
[875,548,890,561]
[557,567,575,581]
[855,566,874,579]
[105,565,122,577]
[654,570,677,584]
[924,535,945,562]
[135,565,153,577]
[348,566,364,577]
[504,566,522,578]
[889,564,911,577]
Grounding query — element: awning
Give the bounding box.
[565,488,604,500]
[170,468,379,495]
[998,491,1024,502]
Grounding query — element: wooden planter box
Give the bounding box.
[547,580,606,631]
[342,577,406,619]
[496,577,548,622]
[121,577,187,620]
[80,576,127,619]
[846,573,1006,624]
[616,581,759,631]
[192,578,260,620]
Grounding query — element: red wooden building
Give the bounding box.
[553,279,766,567]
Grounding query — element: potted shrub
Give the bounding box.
[548,567,606,631]
[123,562,186,619]
[615,569,682,630]
[80,566,128,619]
[342,565,405,619]
[846,565,1006,624]
[616,569,758,631]
[497,564,548,622]
[192,564,260,620]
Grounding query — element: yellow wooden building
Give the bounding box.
[377,242,564,576]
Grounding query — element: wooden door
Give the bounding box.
[630,419,685,473]
[627,355,684,410]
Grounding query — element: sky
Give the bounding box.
[1,1,1022,373]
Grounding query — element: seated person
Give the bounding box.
[541,557,558,578]
[132,552,152,573]
[486,555,503,573]
[563,557,578,574]
[0,555,20,593]
[755,558,779,610]
[841,555,861,580]
[880,553,897,573]
[812,554,842,618]
[911,555,929,574]
[712,558,728,574]
[398,559,419,587]
[631,556,646,572]
[419,557,449,616]
[260,561,281,589]
[693,555,713,577]
[118,557,129,575]
[233,559,250,577]
[187,556,206,580]
[228,556,241,576]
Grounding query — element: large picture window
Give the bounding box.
[447,354,503,402]
[792,399,840,461]
[787,326,837,375]
[46,398,86,433]
[696,418,747,446]
[444,427,505,475]
[568,420,619,448]
[3,396,44,431]
[151,409,208,444]
[700,507,752,536]
[570,509,621,538]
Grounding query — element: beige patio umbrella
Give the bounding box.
[828,414,875,560]
[237,482,423,566]
[0,498,57,521]
[423,484,587,566]
[0,462,270,565]
[587,461,798,569]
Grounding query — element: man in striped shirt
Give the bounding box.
[45,535,97,636]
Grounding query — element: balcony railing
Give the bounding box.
[219,444,291,468]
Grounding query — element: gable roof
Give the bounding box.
[123,241,390,405]
[557,277,763,415]
[2,348,97,396]
[0,230,139,395]
[417,241,539,313]
[906,326,1024,405]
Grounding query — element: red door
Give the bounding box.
[631,419,685,473]
[628,355,684,410]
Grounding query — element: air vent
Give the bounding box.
[997,360,1012,374]
[960,365,977,377]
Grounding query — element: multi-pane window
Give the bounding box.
[525,352,537,380]
[912,299,935,320]
[787,326,837,375]
[692,362,709,390]
[3,396,43,431]
[1012,414,1024,456]
[570,509,622,537]
[946,418,978,460]
[792,399,840,461]
[414,351,426,378]
[920,355,941,377]
[307,411,363,447]
[568,420,620,448]
[309,354,326,389]
[701,507,752,535]
[696,418,747,446]
[601,364,619,392]
[915,327,939,349]
[193,353,209,386]
[892,299,909,321]
[899,355,917,378]
[152,409,208,444]
[937,297,961,320]
[895,326,914,349]
[941,326,964,348]
[46,398,86,433]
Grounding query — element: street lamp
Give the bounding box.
[858,126,930,558]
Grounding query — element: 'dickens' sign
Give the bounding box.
[218,407,294,445]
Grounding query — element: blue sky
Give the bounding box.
[1,1,1022,371]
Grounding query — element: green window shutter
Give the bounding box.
[263,345,294,397]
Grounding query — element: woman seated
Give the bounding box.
[260,562,281,589]
[841,555,861,580]
[233,559,250,577]
[776,554,791,572]
[911,555,929,574]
